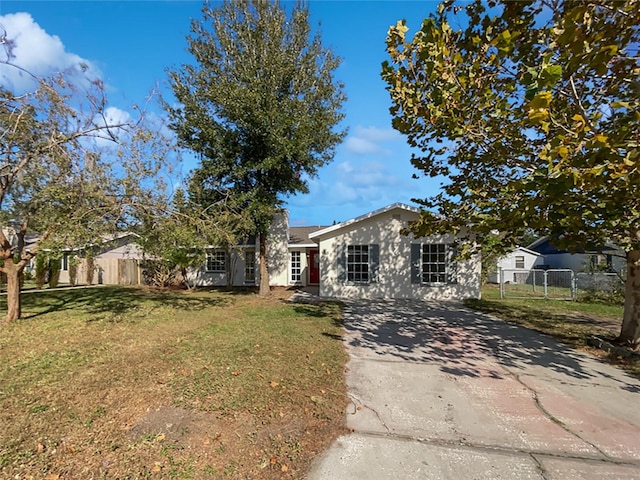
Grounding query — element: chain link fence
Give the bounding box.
[499,268,575,300]
[575,272,625,303]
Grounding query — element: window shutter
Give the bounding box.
[337,247,346,283]
[411,243,422,284]
[370,244,379,283]
[448,245,458,284]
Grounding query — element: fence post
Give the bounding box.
[499,267,504,299]
[543,270,548,299]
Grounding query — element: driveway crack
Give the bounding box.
[346,392,391,433]
[530,453,551,480]
[495,357,613,461]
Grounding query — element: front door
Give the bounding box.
[309,249,320,284]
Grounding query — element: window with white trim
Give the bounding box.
[347,245,369,283]
[245,251,255,283]
[412,243,457,285]
[206,251,226,273]
[515,255,525,269]
[290,251,301,283]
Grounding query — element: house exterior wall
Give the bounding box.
[188,211,290,288]
[187,248,258,287]
[266,211,290,287]
[315,208,481,300]
[497,250,543,271]
[543,252,626,274]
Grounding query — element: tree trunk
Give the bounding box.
[3,260,22,323]
[259,232,270,296]
[618,249,640,348]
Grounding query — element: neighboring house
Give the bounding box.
[2,229,144,286]
[308,203,481,300]
[58,233,145,286]
[488,246,544,284]
[527,237,625,274]
[189,203,482,301]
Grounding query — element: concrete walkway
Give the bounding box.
[308,299,640,479]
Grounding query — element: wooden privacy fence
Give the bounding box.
[76,258,142,286]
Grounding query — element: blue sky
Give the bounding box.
[0,0,441,226]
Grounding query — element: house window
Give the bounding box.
[515,256,525,269]
[245,251,255,284]
[61,253,69,271]
[412,243,457,285]
[347,245,369,283]
[206,251,226,273]
[290,251,301,283]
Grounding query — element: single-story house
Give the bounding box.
[527,237,626,274]
[58,233,145,286]
[488,246,544,284]
[18,203,481,299]
[189,203,481,301]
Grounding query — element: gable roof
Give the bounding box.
[527,236,620,255]
[309,203,420,239]
[510,246,543,257]
[288,226,328,247]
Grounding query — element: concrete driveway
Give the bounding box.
[308,299,640,479]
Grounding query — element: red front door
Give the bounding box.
[309,249,320,284]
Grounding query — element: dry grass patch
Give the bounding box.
[0,286,348,479]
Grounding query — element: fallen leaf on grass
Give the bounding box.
[281,464,289,472]
[231,371,240,376]
[151,463,162,473]
[270,456,277,465]
[270,381,279,388]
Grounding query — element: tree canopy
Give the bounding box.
[166,0,347,294]
[0,63,173,321]
[382,0,640,345]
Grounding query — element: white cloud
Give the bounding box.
[344,136,383,155]
[0,12,101,92]
[343,125,403,155]
[92,106,132,146]
[354,126,402,142]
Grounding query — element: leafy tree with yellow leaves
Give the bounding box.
[382,0,640,346]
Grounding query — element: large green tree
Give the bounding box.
[166,0,346,295]
[0,68,172,322]
[382,0,640,346]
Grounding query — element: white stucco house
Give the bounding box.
[488,246,544,284]
[189,203,482,301]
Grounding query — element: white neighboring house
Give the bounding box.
[488,246,545,284]
[308,203,481,300]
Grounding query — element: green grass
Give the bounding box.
[0,286,348,479]
[466,284,639,378]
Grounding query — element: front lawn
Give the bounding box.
[0,286,347,479]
